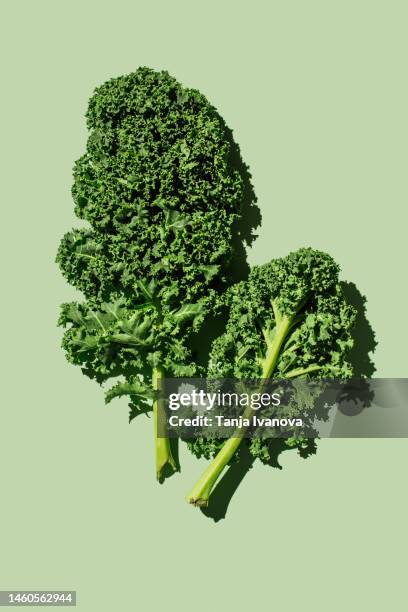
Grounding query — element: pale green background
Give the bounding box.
[1,1,407,610]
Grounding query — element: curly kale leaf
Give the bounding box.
[57,67,244,309]
[207,247,355,380]
[186,248,357,505]
[57,65,248,391]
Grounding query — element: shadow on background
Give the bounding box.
[201,439,317,522]
[201,444,255,522]
[223,122,261,283]
[340,281,377,377]
[330,282,377,413]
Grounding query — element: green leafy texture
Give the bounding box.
[56,67,246,479]
[186,248,356,505]
[58,67,244,306]
[206,248,354,380]
[105,378,153,423]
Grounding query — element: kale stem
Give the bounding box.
[285,364,321,378]
[186,315,293,506]
[153,367,177,481]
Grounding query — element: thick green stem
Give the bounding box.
[186,315,293,506]
[153,367,177,481]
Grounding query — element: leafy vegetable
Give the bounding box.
[186,248,356,506]
[57,67,246,480]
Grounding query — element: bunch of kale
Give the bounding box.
[57,67,360,506]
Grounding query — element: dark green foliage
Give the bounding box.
[187,247,356,462]
[59,67,244,307]
[57,67,246,416]
[208,247,355,379]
